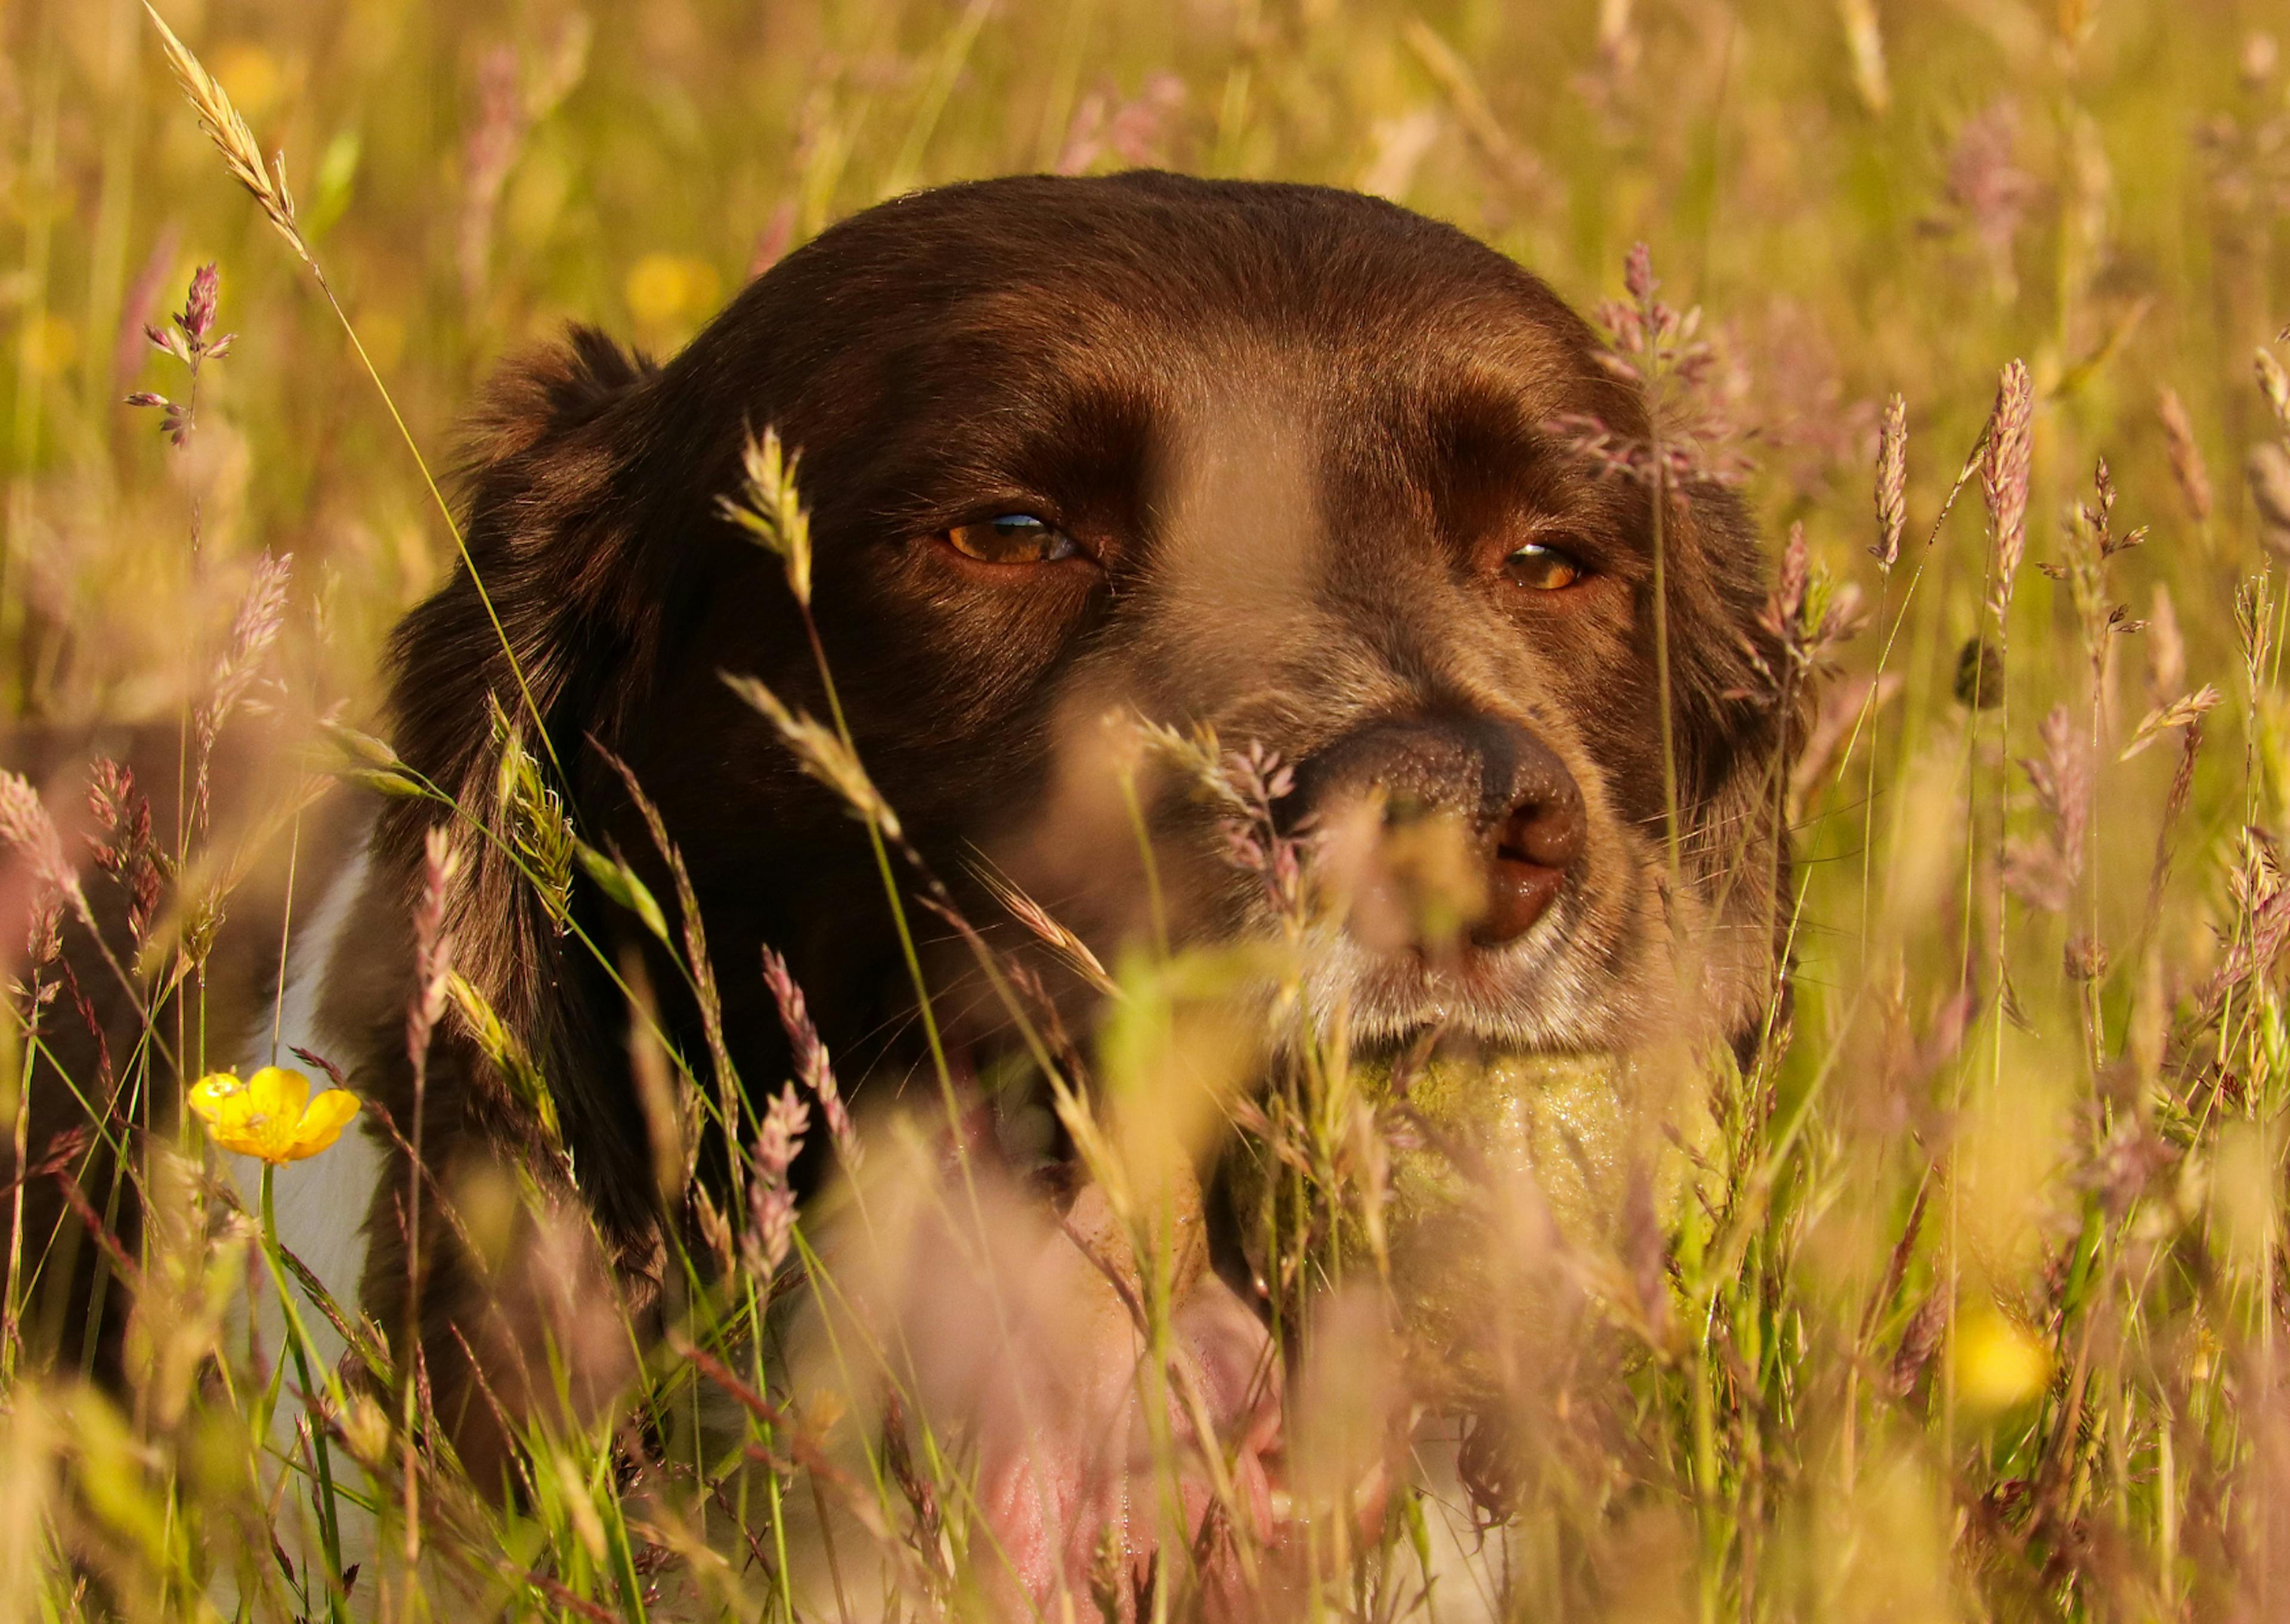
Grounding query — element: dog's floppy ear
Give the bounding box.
[390,323,655,817]
[330,327,712,1476]
[1660,479,1797,819]
[1654,476,1804,1050]
[370,326,668,1235]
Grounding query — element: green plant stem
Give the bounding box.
[1651,463,1682,886]
[259,1163,349,1624]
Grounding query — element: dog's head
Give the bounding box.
[366,173,1791,1219]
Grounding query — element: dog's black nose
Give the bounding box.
[1296,709,1586,952]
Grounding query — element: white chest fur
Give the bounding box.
[219,841,385,1390]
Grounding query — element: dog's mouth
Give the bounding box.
[1281,867,1649,1057]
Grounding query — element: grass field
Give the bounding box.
[5,0,2290,1618]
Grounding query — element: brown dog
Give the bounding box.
[16,172,1793,1612]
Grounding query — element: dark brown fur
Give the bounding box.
[17,175,1796,1480]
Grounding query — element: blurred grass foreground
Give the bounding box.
[6,0,2290,1619]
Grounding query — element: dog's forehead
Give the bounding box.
[948,286,1589,462]
[761,175,1605,436]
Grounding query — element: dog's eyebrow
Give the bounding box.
[842,369,1158,538]
[1419,351,1641,454]
[1412,374,1610,489]
[1363,368,1656,588]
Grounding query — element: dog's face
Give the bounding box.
[342,170,1797,1500]
[379,173,1787,1198]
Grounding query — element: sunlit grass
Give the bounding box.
[4,0,2290,1619]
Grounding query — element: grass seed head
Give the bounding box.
[719,425,814,608]
[2156,385,2214,523]
[1871,392,1907,569]
[0,773,86,926]
[408,823,460,1065]
[720,672,902,841]
[202,553,293,742]
[144,5,312,267]
[2257,345,2290,433]
[744,1083,809,1276]
[1982,358,2035,624]
[761,944,861,1166]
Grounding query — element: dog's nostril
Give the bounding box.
[1496,796,1587,873]
[1474,793,1586,949]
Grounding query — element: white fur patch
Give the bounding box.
[221,841,382,1395]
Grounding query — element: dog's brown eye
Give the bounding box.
[1505,541,1585,591]
[946,513,1079,565]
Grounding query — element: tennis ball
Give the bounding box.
[1230,1047,1716,1399]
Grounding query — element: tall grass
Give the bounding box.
[3,0,2290,1619]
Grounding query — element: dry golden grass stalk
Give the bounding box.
[719,426,815,608]
[0,773,86,926]
[1982,358,2035,624]
[2120,683,2221,761]
[1871,392,1907,569]
[2156,385,2214,523]
[720,671,904,841]
[143,5,313,269]
[971,864,1121,998]
[143,1,569,783]
[2258,346,2290,433]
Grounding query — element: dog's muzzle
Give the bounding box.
[1294,708,1587,954]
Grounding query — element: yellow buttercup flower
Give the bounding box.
[1950,1303,2054,1415]
[188,1065,361,1165]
